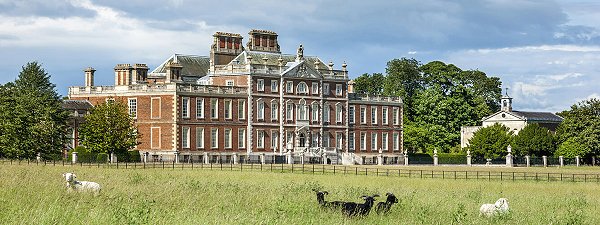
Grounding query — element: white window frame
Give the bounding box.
[271,130,278,149]
[271,80,278,92]
[382,107,388,125]
[323,104,330,122]
[349,106,355,124]
[196,98,204,119]
[371,106,378,125]
[196,127,204,149]
[257,130,265,149]
[382,132,388,151]
[297,99,307,121]
[360,106,366,124]
[286,81,293,93]
[312,82,319,95]
[224,128,232,149]
[238,128,246,149]
[297,82,308,94]
[311,133,318,147]
[287,131,294,148]
[349,132,355,151]
[393,107,399,125]
[336,104,343,123]
[128,98,137,119]
[336,132,343,149]
[257,79,264,92]
[393,132,399,151]
[238,99,246,120]
[311,103,319,122]
[211,99,218,119]
[182,97,190,118]
[271,100,278,121]
[226,80,234,86]
[182,127,190,148]
[360,132,366,151]
[323,83,329,95]
[336,84,342,96]
[323,133,330,148]
[211,128,218,149]
[286,102,293,121]
[371,132,378,151]
[224,99,232,119]
[257,100,265,120]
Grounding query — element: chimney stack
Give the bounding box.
[247,29,280,53]
[210,32,244,67]
[84,67,95,87]
[114,64,133,86]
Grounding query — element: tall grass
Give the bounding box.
[0,164,598,224]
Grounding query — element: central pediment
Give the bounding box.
[281,61,322,79]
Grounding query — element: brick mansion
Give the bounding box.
[68,30,403,165]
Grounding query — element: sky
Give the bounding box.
[0,0,599,113]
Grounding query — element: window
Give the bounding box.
[271,101,278,121]
[393,132,399,151]
[311,103,319,122]
[382,107,388,125]
[323,104,330,122]
[257,79,264,91]
[226,80,234,86]
[323,133,329,148]
[211,99,218,119]
[360,106,366,124]
[336,104,343,123]
[297,100,307,120]
[286,102,293,120]
[286,131,293,148]
[182,97,190,118]
[271,80,278,92]
[196,128,204,149]
[382,133,388,151]
[257,130,264,148]
[323,83,329,95]
[336,84,342,96]
[238,129,246,149]
[312,133,318,147]
[238,99,245,120]
[297,82,308,94]
[349,132,355,151]
[371,133,378,151]
[393,107,399,125]
[196,98,204,119]
[182,127,190,148]
[224,128,232,148]
[224,99,232,119]
[211,128,218,149]
[360,132,366,151]
[286,81,293,93]
[271,130,278,149]
[312,83,318,95]
[371,106,378,125]
[128,98,137,118]
[257,100,265,120]
[349,106,355,124]
[336,132,343,149]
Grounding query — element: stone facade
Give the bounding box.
[68,30,403,164]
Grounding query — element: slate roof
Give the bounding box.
[150,54,210,77]
[62,100,93,110]
[229,51,328,69]
[511,111,563,122]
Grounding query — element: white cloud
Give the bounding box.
[547,72,583,81]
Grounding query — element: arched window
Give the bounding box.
[297,99,307,120]
[297,82,308,94]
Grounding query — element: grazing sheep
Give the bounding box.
[62,172,101,194]
[375,193,399,214]
[479,198,509,217]
[312,189,348,209]
[342,194,380,217]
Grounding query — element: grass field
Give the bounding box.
[1,164,599,224]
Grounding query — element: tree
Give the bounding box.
[467,123,513,159]
[556,98,600,157]
[554,137,589,158]
[0,62,69,159]
[79,101,139,156]
[353,73,384,95]
[512,123,556,156]
[383,58,422,121]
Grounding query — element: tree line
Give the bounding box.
[0,62,137,160]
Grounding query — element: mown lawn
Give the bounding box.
[0,164,598,224]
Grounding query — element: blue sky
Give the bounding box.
[1,0,599,112]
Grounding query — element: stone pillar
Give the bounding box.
[559,156,564,167]
[576,156,580,167]
[144,152,149,163]
[287,152,294,164]
[433,149,438,166]
[378,148,383,166]
[233,153,238,164]
[300,152,305,164]
[174,151,180,164]
[203,152,209,164]
[525,155,530,167]
[506,145,513,167]
[404,151,409,166]
[36,152,41,163]
[542,156,547,167]
[110,152,117,163]
[466,150,472,166]
[72,152,78,164]
[322,152,327,165]
[260,153,266,164]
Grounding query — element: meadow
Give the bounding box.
[1,164,599,224]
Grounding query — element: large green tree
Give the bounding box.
[467,123,513,159]
[353,73,385,95]
[0,62,69,159]
[511,123,556,156]
[79,101,139,155]
[383,58,422,121]
[556,98,600,157]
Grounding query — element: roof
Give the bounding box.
[62,100,93,110]
[511,111,563,122]
[150,54,210,77]
[229,51,327,68]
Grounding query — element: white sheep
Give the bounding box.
[480,198,509,217]
[62,172,101,194]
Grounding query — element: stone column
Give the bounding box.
[260,153,266,164]
[506,145,513,167]
[433,149,438,166]
[36,152,41,163]
[72,152,78,164]
[203,152,209,164]
[322,152,327,165]
[542,156,547,167]
[525,155,530,167]
[466,150,471,166]
[576,156,580,167]
[559,156,564,167]
[233,153,238,164]
[174,151,180,164]
[110,152,117,163]
[404,151,409,166]
[300,152,305,164]
[144,152,149,163]
[378,148,383,166]
[287,151,294,164]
